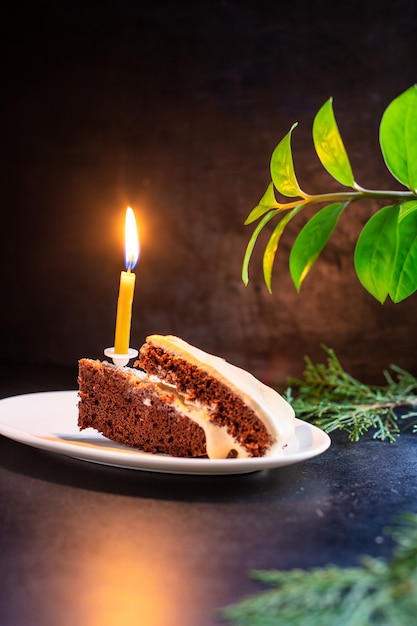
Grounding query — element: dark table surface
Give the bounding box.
[1,364,416,626]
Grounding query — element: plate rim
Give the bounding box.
[0,390,331,475]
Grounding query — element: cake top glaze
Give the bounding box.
[145,334,295,447]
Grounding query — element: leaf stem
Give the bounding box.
[278,188,417,211]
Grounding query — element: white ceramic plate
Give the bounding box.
[0,390,331,475]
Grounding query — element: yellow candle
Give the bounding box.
[114,207,139,354]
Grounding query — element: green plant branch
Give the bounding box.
[284,345,417,442]
[243,85,417,303]
[219,512,417,626]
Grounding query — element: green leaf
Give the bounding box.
[270,123,305,198]
[242,210,277,285]
[244,182,279,225]
[313,98,355,187]
[389,207,417,302]
[289,202,348,290]
[263,204,305,292]
[354,204,400,303]
[380,85,417,191]
[399,200,417,221]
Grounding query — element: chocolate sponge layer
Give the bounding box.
[78,359,207,457]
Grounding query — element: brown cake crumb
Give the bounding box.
[78,359,207,457]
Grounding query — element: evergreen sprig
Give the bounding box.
[219,512,417,626]
[242,85,417,303]
[285,345,417,442]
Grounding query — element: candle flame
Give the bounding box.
[125,207,139,271]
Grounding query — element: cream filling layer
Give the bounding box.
[144,335,296,446]
[131,368,249,459]
[168,395,250,459]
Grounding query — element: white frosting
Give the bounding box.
[144,335,295,452]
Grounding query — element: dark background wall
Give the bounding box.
[1,0,417,387]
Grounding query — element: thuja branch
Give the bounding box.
[219,511,417,626]
[285,346,417,442]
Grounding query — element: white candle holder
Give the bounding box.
[104,347,139,367]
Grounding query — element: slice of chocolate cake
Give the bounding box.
[78,335,295,459]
